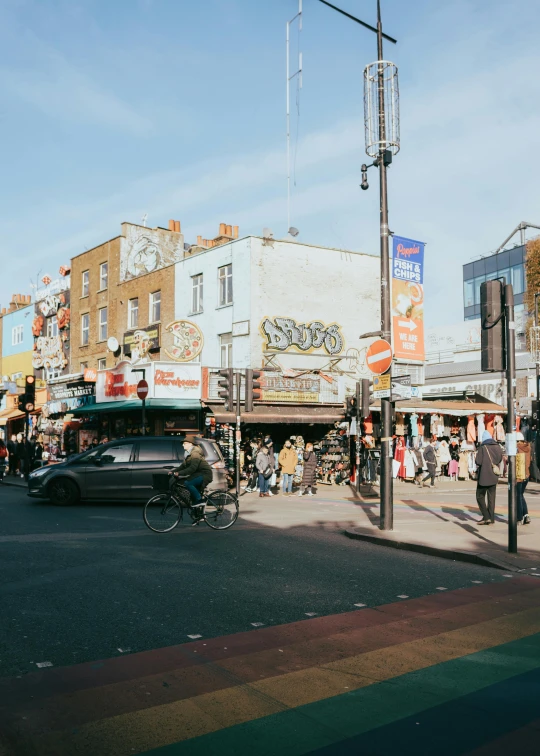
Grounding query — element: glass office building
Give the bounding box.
[463,244,525,320]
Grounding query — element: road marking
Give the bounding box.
[436,587,447,591]
[251,622,265,627]
[471,581,483,584]
[354,603,367,608]
[397,595,409,599]
[187,634,202,640]
[502,575,513,578]
[117,648,131,653]
[305,613,317,617]
[35,661,53,668]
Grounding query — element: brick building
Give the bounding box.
[70,220,184,372]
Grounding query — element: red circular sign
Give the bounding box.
[137,379,149,400]
[365,339,393,375]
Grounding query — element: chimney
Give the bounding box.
[174,220,181,233]
[168,219,175,231]
[219,223,227,236]
[197,235,203,246]
[233,225,239,239]
[226,224,232,237]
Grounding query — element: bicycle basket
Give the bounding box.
[152,473,171,493]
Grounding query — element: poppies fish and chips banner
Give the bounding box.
[391,235,425,361]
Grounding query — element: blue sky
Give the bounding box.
[2,0,540,326]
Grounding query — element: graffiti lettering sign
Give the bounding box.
[32,336,68,370]
[260,317,344,356]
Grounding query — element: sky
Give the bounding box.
[2,0,540,327]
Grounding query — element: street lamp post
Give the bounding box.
[319,0,398,530]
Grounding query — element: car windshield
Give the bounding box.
[69,447,102,463]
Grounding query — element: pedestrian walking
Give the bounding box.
[421,440,437,487]
[263,435,276,496]
[475,430,503,525]
[516,432,532,525]
[16,433,27,479]
[278,440,297,495]
[256,445,273,498]
[298,443,317,496]
[7,434,17,476]
[0,439,8,482]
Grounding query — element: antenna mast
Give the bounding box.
[287,0,303,231]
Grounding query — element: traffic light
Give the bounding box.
[217,368,234,412]
[361,378,371,417]
[481,280,505,372]
[345,396,357,417]
[25,375,36,412]
[17,393,27,412]
[245,369,262,412]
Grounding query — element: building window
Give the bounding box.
[81,313,90,346]
[47,317,59,338]
[99,262,108,290]
[463,280,474,308]
[220,332,232,367]
[11,325,23,346]
[512,264,524,295]
[150,291,161,323]
[192,274,203,313]
[128,298,139,329]
[82,270,89,297]
[11,372,23,381]
[218,264,233,306]
[98,307,108,341]
[98,357,107,370]
[46,368,62,381]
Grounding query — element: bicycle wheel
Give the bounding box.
[143,493,181,533]
[203,490,239,530]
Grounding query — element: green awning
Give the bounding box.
[71,399,201,415]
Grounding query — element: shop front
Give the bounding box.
[38,376,96,460]
[71,361,203,439]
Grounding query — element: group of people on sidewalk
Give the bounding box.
[243,436,318,498]
[0,434,44,482]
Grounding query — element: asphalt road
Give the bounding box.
[0,483,506,679]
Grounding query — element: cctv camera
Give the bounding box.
[361,181,369,191]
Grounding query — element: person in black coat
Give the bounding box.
[16,434,27,478]
[421,441,437,487]
[475,430,503,525]
[299,443,317,496]
[7,435,17,476]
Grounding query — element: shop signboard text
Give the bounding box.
[262,374,320,403]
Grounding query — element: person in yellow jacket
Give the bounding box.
[278,440,297,496]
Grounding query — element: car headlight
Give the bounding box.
[29,467,51,479]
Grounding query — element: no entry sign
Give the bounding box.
[365,339,393,375]
[137,379,149,400]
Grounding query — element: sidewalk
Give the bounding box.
[346,478,540,572]
[1,475,27,488]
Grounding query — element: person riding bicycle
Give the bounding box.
[171,436,213,506]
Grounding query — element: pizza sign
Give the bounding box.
[164,320,204,362]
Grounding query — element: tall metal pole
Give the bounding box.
[355,381,361,485]
[286,19,291,232]
[535,293,540,478]
[235,372,242,496]
[505,284,517,553]
[377,1,393,530]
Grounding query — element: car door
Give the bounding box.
[85,442,135,500]
[131,439,180,500]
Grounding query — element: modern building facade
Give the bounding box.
[463,243,526,322]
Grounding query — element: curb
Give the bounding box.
[1,479,28,489]
[344,528,526,572]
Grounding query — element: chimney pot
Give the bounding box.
[174,220,181,233]
[219,223,226,236]
[168,219,175,231]
[197,235,202,246]
[226,224,232,237]
[233,225,239,238]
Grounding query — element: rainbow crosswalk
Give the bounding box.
[1,577,539,754]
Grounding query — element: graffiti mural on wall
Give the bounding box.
[260,317,344,356]
[120,225,184,281]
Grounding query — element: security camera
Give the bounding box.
[361,181,369,191]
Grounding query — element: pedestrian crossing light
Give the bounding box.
[217,368,234,412]
[25,374,36,412]
[245,369,262,413]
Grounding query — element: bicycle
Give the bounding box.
[143,474,239,533]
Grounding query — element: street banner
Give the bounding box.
[391,235,425,361]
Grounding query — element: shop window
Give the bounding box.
[82,270,89,297]
[150,290,161,323]
[128,298,139,329]
[81,313,90,346]
[47,317,59,337]
[99,444,134,465]
[11,324,23,346]
[99,307,108,341]
[218,264,232,306]
[192,274,203,313]
[137,440,176,461]
[97,357,106,370]
[100,262,108,290]
[220,332,232,367]
[463,280,474,308]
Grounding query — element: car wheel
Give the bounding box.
[48,478,80,506]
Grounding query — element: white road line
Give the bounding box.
[397,595,409,599]
[436,587,447,591]
[251,622,265,627]
[502,575,513,578]
[187,634,202,639]
[471,580,483,584]
[354,603,367,608]
[305,612,317,617]
[36,661,53,668]
[117,648,131,653]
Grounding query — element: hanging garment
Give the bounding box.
[485,414,495,435]
[458,451,469,479]
[493,415,505,442]
[363,413,374,435]
[392,459,401,478]
[459,421,466,441]
[477,414,485,439]
[448,459,459,478]
[404,449,416,478]
[413,449,424,472]
[431,414,439,435]
[467,415,476,444]
[443,418,451,437]
[410,413,419,438]
[520,418,530,441]
[516,416,521,432]
[417,414,424,437]
[395,413,406,436]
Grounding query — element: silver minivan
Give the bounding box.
[27,436,227,506]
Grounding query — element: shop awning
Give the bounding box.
[370,398,507,416]
[70,399,201,415]
[0,408,25,426]
[205,403,344,425]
